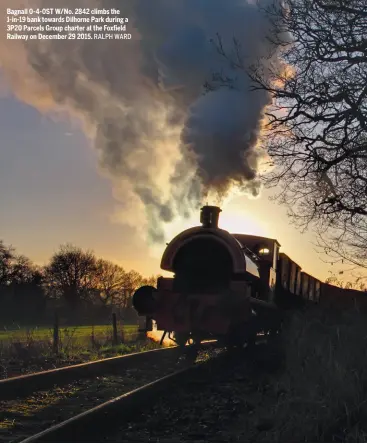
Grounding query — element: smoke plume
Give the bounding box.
[0,0,282,242]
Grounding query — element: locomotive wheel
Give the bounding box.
[224,323,248,350]
[243,318,259,350]
[173,332,200,363]
[173,332,202,348]
[246,330,257,349]
[268,314,283,338]
[173,332,190,347]
[190,333,202,346]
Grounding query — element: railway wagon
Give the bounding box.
[133,206,282,348]
[320,283,367,311]
[274,252,365,311]
[275,253,303,309]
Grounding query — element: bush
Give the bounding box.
[264,307,367,441]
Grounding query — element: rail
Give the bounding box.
[0,345,180,400]
[22,346,226,443]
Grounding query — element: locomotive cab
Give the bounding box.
[233,234,280,303]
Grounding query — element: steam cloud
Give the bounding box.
[0,0,282,242]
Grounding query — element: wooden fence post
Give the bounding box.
[91,325,96,348]
[112,313,118,345]
[120,317,125,344]
[138,316,147,341]
[53,311,59,354]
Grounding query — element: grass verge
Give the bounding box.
[0,324,160,379]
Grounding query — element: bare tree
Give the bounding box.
[325,272,367,292]
[11,255,38,284]
[0,241,46,322]
[0,240,15,286]
[93,259,126,305]
[107,270,161,309]
[0,241,38,285]
[141,275,160,288]
[210,0,367,273]
[45,244,97,307]
[115,270,142,308]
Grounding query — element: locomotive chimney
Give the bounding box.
[200,205,222,229]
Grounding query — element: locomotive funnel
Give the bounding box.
[200,205,222,229]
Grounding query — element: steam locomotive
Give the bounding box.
[133,205,283,348]
[133,205,367,348]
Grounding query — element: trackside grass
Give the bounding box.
[0,323,162,379]
[0,324,137,342]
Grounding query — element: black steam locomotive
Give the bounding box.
[133,205,283,348]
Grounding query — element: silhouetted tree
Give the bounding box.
[108,271,159,309]
[94,259,126,305]
[0,238,161,323]
[142,274,159,288]
[210,0,367,271]
[257,0,366,270]
[113,269,142,308]
[0,242,47,322]
[45,244,97,308]
[11,255,38,284]
[326,272,367,292]
[0,241,41,286]
[9,271,47,321]
[0,240,15,286]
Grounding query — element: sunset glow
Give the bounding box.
[219,208,267,236]
[0,0,350,287]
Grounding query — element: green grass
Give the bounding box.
[0,324,138,342]
[0,323,157,379]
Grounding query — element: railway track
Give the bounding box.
[21,345,226,443]
[19,338,285,443]
[0,345,179,400]
[0,343,218,442]
[103,340,285,443]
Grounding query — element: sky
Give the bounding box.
[0,94,338,282]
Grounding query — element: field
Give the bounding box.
[0,322,159,379]
[3,308,367,441]
[0,324,138,343]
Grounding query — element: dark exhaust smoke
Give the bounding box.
[0,0,286,242]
